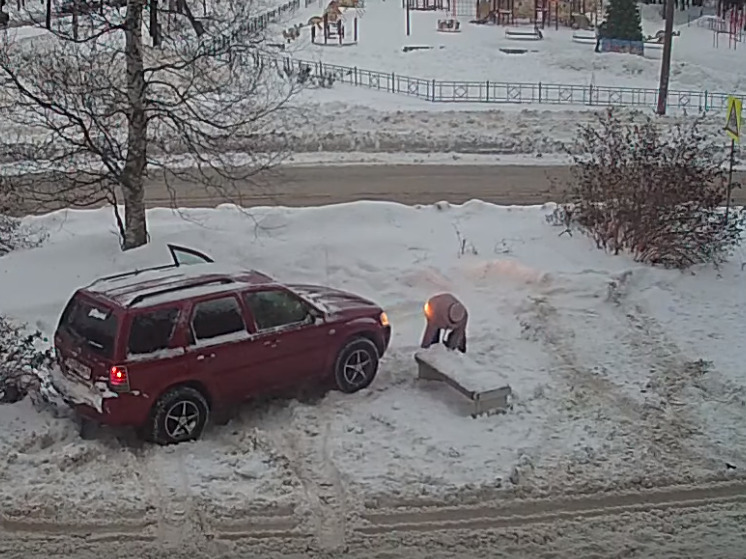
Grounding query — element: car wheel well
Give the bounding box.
[154,380,212,411]
[348,331,382,356]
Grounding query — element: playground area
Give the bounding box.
[273,0,744,92]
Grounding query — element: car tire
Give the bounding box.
[148,386,209,445]
[333,337,380,394]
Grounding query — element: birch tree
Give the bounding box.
[0,0,303,249]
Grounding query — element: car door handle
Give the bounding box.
[197,353,216,361]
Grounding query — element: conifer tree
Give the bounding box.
[602,0,644,41]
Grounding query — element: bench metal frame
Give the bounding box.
[415,354,513,417]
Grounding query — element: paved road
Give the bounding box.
[141,164,746,208]
[16,164,746,213]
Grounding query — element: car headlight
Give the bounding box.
[379,312,389,327]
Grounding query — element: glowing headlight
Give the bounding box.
[379,312,390,327]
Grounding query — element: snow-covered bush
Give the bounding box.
[555,109,745,269]
[0,188,52,403]
[0,317,54,404]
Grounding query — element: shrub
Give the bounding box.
[553,108,744,269]
[0,317,54,404]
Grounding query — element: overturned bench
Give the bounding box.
[414,346,513,417]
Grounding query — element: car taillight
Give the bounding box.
[109,365,130,392]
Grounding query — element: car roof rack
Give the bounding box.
[96,263,178,283]
[126,277,236,308]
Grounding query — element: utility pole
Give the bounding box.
[656,0,675,115]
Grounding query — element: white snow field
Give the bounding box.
[1,201,746,557]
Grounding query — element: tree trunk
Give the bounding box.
[121,0,148,250]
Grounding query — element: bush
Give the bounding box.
[0,316,55,404]
[553,109,745,269]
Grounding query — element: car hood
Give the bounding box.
[287,284,380,315]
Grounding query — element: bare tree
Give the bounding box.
[0,0,304,249]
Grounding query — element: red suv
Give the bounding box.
[49,245,391,444]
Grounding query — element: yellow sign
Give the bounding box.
[724,95,742,143]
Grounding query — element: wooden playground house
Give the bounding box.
[475,0,548,26]
[474,0,601,28]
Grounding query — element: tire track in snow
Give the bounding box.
[356,479,746,534]
[514,284,711,472]
[135,446,207,549]
[265,402,349,553]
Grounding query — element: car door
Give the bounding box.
[242,288,332,390]
[187,294,254,404]
[167,244,214,266]
[124,305,190,398]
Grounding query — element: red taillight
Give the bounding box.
[109,365,130,392]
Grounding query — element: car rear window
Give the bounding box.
[58,295,119,359]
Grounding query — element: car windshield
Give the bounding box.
[58,296,119,359]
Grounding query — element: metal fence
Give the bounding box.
[276,56,742,111]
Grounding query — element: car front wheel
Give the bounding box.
[333,337,380,394]
[148,386,209,445]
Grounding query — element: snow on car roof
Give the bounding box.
[85,263,274,307]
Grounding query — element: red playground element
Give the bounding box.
[713,7,744,49]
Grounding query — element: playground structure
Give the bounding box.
[406,0,451,10]
[712,8,744,49]
[282,23,304,42]
[472,0,601,29]
[309,0,360,46]
[435,0,461,33]
[642,28,679,53]
[437,18,462,31]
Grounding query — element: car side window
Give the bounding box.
[127,307,180,355]
[191,296,246,342]
[243,290,312,331]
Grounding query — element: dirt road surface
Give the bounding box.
[20,165,746,212]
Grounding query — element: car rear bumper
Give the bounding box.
[47,366,142,427]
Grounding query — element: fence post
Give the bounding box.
[391,72,395,93]
[704,90,709,112]
[354,67,358,86]
[588,83,593,106]
[432,78,436,101]
[538,82,542,104]
[485,80,489,102]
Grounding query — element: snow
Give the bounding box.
[1,200,745,524]
[46,363,116,413]
[128,279,252,307]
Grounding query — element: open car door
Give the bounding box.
[167,244,214,267]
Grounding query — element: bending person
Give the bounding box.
[420,292,468,353]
